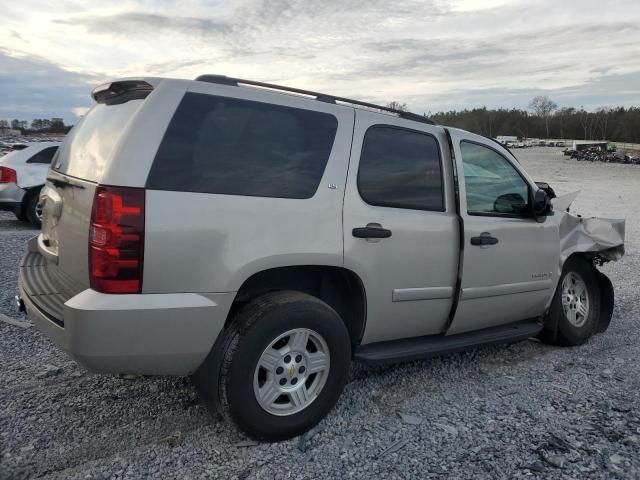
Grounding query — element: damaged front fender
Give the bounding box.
[553,191,626,265]
[541,191,625,338]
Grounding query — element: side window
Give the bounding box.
[357,126,444,211]
[27,146,58,164]
[147,93,338,199]
[460,141,530,216]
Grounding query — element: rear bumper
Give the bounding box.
[18,252,235,375]
[0,182,26,213]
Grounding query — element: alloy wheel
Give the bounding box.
[253,328,330,416]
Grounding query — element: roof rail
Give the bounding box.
[195,74,435,125]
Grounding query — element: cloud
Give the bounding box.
[0,48,94,124]
[0,0,639,122]
[56,12,231,38]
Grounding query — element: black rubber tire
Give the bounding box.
[25,189,42,228]
[548,256,600,346]
[204,291,351,441]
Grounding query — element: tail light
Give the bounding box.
[89,185,145,294]
[0,166,17,184]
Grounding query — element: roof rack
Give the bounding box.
[195,74,435,125]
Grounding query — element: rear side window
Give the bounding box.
[54,100,144,182]
[147,93,338,199]
[27,146,58,164]
[357,126,444,211]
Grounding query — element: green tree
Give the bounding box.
[50,118,65,132]
[386,101,409,112]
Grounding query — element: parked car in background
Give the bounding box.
[0,142,29,156]
[0,142,60,227]
[16,77,625,441]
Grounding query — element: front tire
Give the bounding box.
[202,291,351,441]
[548,256,601,346]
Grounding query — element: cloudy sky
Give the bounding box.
[1,0,639,124]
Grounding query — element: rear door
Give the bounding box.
[343,111,459,344]
[446,130,559,335]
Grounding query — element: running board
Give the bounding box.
[353,320,542,365]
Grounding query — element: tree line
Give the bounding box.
[0,118,71,134]
[3,97,640,142]
[386,97,640,143]
[426,97,640,143]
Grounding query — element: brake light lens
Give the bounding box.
[0,166,17,184]
[89,185,144,294]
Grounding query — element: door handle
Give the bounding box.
[352,226,392,239]
[470,235,499,246]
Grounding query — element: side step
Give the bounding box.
[353,320,542,366]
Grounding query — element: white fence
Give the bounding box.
[614,142,640,152]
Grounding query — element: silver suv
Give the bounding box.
[17,76,625,440]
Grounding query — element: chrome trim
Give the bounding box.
[392,286,453,302]
[461,279,552,300]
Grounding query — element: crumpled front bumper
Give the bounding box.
[559,214,625,263]
[553,191,626,263]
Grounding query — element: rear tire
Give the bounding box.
[198,291,351,441]
[25,188,43,228]
[548,256,600,346]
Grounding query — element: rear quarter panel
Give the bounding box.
[99,80,189,188]
[142,82,355,293]
[15,163,49,189]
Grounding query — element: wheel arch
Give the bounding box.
[541,252,613,342]
[12,184,43,219]
[594,269,614,333]
[20,184,43,207]
[227,265,367,346]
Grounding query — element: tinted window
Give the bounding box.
[147,93,338,199]
[460,141,530,215]
[27,146,58,164]
[357,126,443,211]
[54,100,144,182]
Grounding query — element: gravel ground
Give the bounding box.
[1,147,639,479]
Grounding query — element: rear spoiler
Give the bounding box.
[91,80,154,105]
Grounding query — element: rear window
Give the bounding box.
[54,100,144,182]
[146,93,338,199]
[27,146,58,164]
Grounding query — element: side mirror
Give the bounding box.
[534,181,557,199]
[533,189,552,221]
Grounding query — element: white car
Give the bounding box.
[0,142,60,227]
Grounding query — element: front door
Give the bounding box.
[343,111,459,344]
[447,132,559,335]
